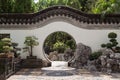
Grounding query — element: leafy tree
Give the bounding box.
[78,0,88,12]
[37,0,96,12]
[92,0,120,14]
[85,0,96,13]
[0,0,14,13]
[0,0,102,13]
[37,0,81,11]
[1,0,120,14]
[14,0,36,13]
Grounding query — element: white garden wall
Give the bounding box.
[0,21,120,60]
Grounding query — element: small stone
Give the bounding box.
[114,53,120,59]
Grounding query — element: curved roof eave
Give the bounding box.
[0,6,120,29]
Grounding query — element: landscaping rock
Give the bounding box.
[48,51,59,61]
[64,48,74,61]
[86,60,97,71]
[114,53,120,59]
[71,43,92,68]
[98,49,120,73]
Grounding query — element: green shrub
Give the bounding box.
[101,44,106,48]
[89,51,102,61]
[108,32,117,38]
[106,43,113,48]
[0,38,13,53]
[0,41,4,53]
[110,38,116,42]
[1,38,13,53]
[66,39,76,50]
[101,32,120,53]
[53,41,69,53]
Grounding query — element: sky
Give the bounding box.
[34,0,39,3]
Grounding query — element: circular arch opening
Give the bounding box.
[43,31,76,62]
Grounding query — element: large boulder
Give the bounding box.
[71,43,92,68]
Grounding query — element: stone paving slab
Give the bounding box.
[7,69,120,80]
[7,75,120,80]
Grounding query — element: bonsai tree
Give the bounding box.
[101,32,120,53]
[1,38,13,53]
[12,42,21,58]
[24,36,39,57]
[0,38,14,58]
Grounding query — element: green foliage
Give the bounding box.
[12,42,21,58]
[101,44,106,48]
[0,0,36,13]
[66,39,76,50]
[101,32,120,53]
[53,41,69,53]
[110,38,116,42]
[0,0,15,13]
[37,0,96,12]
[24,36,39,56]
[0,38,20,58]
[1,0,120,14]
[106,43,113,48]
[14,0,36,13]
[37,0,81,11]
[0,41,4,53]
[108,32,117,38]
[24,36,39,47]
[89,51,102,61]
[92,0,120,14]
[0,0,92,13]
[44,32,76,53]
[1,38,13,53]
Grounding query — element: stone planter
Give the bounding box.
[21,59,42,68]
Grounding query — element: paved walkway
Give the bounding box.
[7,69,120,80]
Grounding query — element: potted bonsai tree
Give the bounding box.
[24,36,39,59]
[0,38,13,58]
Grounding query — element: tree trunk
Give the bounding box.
[30,46,33,56]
